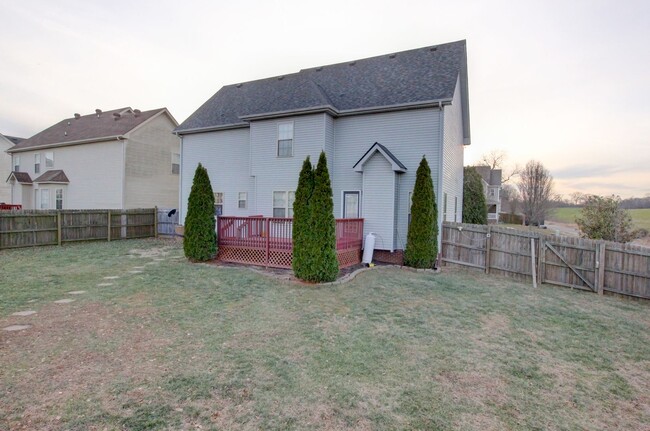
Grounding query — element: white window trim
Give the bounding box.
[277,122,294,158]
[272,190,295,218]
[238,192,247,209]
[55,188,64,210]
[341,190,361,218]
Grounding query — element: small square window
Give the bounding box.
[238,192,247,209]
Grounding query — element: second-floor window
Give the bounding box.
[45,152,54,168]
[238,192,247,209]
[277,123,293,157]
[35,153,41,174]
[171,153,180,174]
[14,155,20,172]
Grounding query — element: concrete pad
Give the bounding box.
[3,325,31,332]
[67,291,86,295]
[97,283,113,287]
[103,276,120,280]
[54,299,75,304]
[12,310,37,317]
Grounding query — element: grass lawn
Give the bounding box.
[1,239,649,430]
[550,207,650,231]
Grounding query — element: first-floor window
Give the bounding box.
[56,189,63,210]
[273,191,295,217]
[408,191,413,225]
[40,189,49,209]
[238,192,247,209]
[454,196,458,222]
[343,191,360,218]
[443,193,448,221]
[214,192,223,216]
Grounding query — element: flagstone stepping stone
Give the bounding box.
[97,283,113,287]
[54,299,75,304]
[145,261,159,265]
[67,291,86,295]
[128,270,143,274]
[153,258,165,261]
[3,325,31,332]
[133,266,145,270]
[103,276,120,280]
[12,310,36,317]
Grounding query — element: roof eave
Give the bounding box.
[174,123,250,136]
[7,135,124,153]
[238,105,339,121]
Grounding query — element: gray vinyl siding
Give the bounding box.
[333,108,441,250]
[250,114,328,215]
[441,76,465,223]
[324,114,335,176]
[179,128,252,225]
[362,153,395,251]
[0,137,12,204]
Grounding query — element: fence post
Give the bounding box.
[57,211,62,246]
[485,226,491,274]
[530,237,537,288]
[597,242,606,295]
[107,210,111,242]
[265,218,270,268]
[154,207,158,239]
[537,235,544,284]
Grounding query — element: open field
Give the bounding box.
[550,207,650,231]
[1,239,649,430]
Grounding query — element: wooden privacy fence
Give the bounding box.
[157,208,180,236]
[217,216,364,269]
[441,222,650,300]
[0,208,157,250]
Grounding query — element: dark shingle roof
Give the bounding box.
[353,142,407,172]
[9,108,167,152]
[6,171,32,184]
[177,40,468,133]
[2,135,24,145]
[33,170,69,183]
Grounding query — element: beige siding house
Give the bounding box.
[6,107,179,210]
[1,133,23,204]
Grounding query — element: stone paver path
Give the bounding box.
[3,325,31,332]
[12,310,37,317]
[53,299,75,304]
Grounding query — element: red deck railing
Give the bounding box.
[0,204,22,211]
[216,216,363,269]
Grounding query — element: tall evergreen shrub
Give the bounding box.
[292,156,315,279]
[404,156,438,268]
[462,166,488,224]
[183,163,217,261]
[303,151,339,282]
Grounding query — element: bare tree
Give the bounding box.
[478,149,520,184]
[500,183,520,214]
[518,160,554,225]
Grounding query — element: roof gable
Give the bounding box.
[353,142,407,173]
[6,171,32,184]
[9,107,170,152]
[177,40,468,133]
[33,170,69,184]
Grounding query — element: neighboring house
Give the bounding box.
[473,166,502,223]
[175,40,471,261]
[6,107,180,210]
[1,133,24,204]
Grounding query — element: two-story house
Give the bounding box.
[1,133,23,205]
[473,166,502,223]
[6,107,180,210]
[175,40,471,262]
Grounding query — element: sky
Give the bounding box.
[1,0,648,198]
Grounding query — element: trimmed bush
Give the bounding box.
[462,166,488,224]
[183,163,216,261]
[292,156,315,279]
[302,151,339,282]
[404,156,438,268]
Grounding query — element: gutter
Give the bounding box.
[174,99,452,136]
[7,135,124,153]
